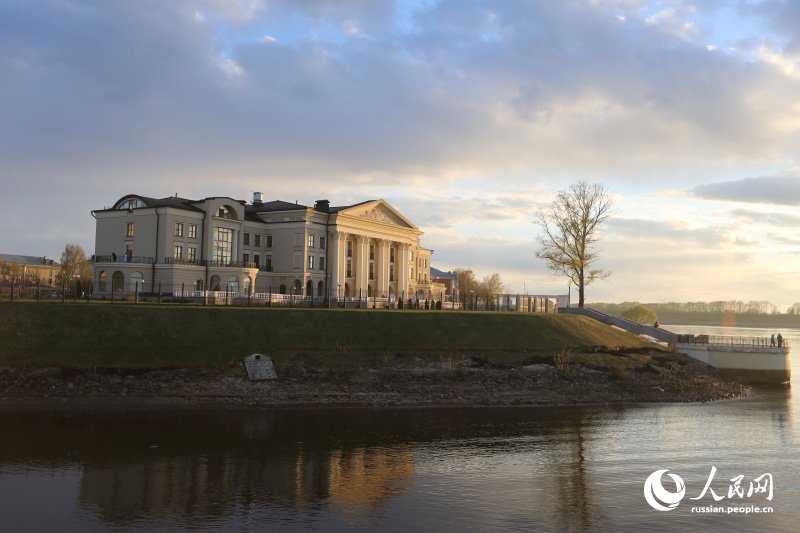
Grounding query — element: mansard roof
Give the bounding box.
[0,254,60,267]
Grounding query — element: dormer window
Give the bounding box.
[118,199,145,209]
[217,206,235,219]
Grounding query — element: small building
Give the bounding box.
[430,267,459,301]
[0,254,61,287]
[90,193,434,301]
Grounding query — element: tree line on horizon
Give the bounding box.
[589,300,796,316]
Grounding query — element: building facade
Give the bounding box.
[0,254,61,287]
[91,194,434,301]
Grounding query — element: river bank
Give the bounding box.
[0,349,749,410]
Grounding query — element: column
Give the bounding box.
[354,235,365,297]
[399,243,409,298]
[361,236,370,294]
[378,239,389,297]
[331,231,341,299]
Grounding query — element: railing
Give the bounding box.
[164,258,202,266]
[93,255,154,264]
[680,335,791,348]
[200,260,258,268]
[258,265,273,272]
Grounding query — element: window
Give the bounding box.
[243,253,249,263]
[189,224,197,239]
[188,247,196,262]
[308,235,315,247]
[118,199,144,209]
[244,233,250,245]
[126,223,134,237]
[319,236,326,249]
[347,241,353,257]
[390,265,395,282]
[409,251,413,261]
[369,262,374,280]
[266,235,273,247]
[346,260,352,278]
[217,206,234,219]
[126,244,133,258]
[175,223,184,237]
[254,254,260,268]
[370,244,375,260]
[255,234,261,247]
[390,248,395,262]
[308,255,315,269]
[214,227,233,265]
[265,255,272,270]
[319,256,326,270]
[174,245,183,260]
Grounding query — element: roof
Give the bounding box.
[431,267,457,279]
[245,200,308,213]
[0,254,61,267]
[329,200,375,213]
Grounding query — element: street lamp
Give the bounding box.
[469,290,475,311]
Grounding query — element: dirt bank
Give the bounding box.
[0,350,749,410]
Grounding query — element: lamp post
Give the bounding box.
[469,290,475,311]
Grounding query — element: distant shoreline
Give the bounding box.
[641,311,800,330]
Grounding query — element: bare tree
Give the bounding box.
[535,180,615,308]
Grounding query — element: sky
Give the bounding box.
[3,0,800,306]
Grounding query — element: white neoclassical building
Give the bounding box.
[91,193,435,302]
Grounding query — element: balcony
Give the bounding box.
[93,255,153,264]
[164,258,201,266]
[200,260,258,269]
[259,265,273,272]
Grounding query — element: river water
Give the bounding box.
[1,325,798,531]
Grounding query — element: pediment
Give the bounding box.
[341,201,416,229]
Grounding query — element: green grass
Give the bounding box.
[0,302,650,368]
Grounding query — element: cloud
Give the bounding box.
[692,174,800,205]
[729,208,800,227]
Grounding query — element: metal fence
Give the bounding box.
[1,281,567,313]
[678,334,791,348]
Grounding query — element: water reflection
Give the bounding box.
[0,342,798,531]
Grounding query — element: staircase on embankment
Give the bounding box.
[560,307,790,384]
[559,307,678,343]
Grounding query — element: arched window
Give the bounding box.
[227,275,239,293]
[210,275,221,291]
[317,281,324,298]
[112,271,124,293]
[306,279,314,297]
[294,279,302,294]
[117,198,145,209]
[98,271,107,292]
[279,284,287,294]
[243,276,252,294]
[130,272,143,293]
[216,206,236,220]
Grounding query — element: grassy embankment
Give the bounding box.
[0,302,651,369]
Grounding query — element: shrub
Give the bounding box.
[554,348,572,370]
[621,305,657,325]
